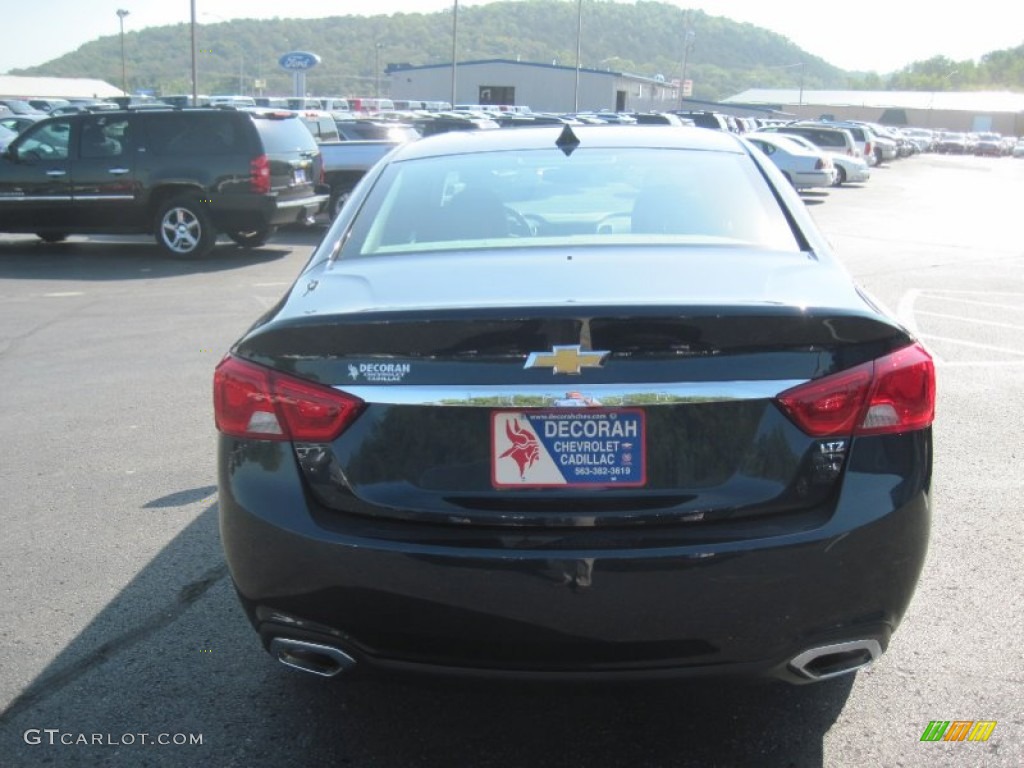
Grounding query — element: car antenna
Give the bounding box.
[555,124,580,156]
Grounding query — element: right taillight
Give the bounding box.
[777,343,935,437]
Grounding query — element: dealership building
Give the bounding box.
[388,58,679,113]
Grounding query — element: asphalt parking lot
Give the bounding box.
[0,152,1021,767]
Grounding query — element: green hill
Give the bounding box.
[10,0,1022,101]
[9,0,845,102]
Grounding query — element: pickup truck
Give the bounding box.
[319,140,398,218]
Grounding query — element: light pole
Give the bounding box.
[116,9,130,96]
[374,43,383,98]
[679,24,696,109]
[450,1,458,107]
[190,0,198,106]
[573,0,583,112]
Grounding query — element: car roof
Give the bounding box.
[386,124,746,162]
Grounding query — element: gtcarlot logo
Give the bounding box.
[24,729,203,746]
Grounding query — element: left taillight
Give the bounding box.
[250,154,271,194]
[776,342,935,438]
[214,355,364,442]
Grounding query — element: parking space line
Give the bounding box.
[916,333,1024,356]
[915,310,1024,332]
[918,295,1024,313]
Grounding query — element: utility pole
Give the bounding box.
[116,9,130,96]
[679,12,695,109]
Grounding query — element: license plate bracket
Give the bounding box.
[491,409,646,488]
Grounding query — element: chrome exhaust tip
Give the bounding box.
[789,639,882,681]
[269,637,357,678]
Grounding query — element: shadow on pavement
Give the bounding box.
[1,497,854,768]
[0,228,326,281]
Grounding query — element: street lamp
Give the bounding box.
[374,43,384,98]
[116,9,130,96]
[450,1,459,106]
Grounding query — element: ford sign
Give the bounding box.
[278,51,321,71]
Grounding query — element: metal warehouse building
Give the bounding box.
[387,58,678,114]
[724,89,1024,135]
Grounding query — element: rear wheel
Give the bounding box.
[227,226,277,248]
[156,195,217,258]
[329,187,353,219]
[36,233,68,243]
[833,166,847,186]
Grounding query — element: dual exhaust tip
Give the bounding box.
[269,636,882,682]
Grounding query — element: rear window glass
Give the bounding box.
[340,146,800,259]
[143,113,253,155]
[251,116,320,153]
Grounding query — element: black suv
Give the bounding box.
[0,108,328,257]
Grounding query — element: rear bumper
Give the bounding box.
[219,433,931,683]
[211,191,329,230]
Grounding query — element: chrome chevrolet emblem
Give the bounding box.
[524,345,609,375]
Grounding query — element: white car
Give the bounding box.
[1012,139,1024,158]
[745,132,836,189]
[775,133,871,186]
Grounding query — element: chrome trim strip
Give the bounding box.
[0,196,71,202]
[336,380,806,406]
[277,194,329,209]
[72,195,136,201]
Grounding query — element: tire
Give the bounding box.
[37,233,68,243]
[155,195,217,258]
[227,226,277,248]
[833,166,847,186]
[329,187,353,219]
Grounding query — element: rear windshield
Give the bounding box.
[250,115,320,153]
[340,146,800,259]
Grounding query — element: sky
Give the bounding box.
[2,0,1023,77]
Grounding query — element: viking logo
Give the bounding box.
[499,418,540,479]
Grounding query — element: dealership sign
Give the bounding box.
[278,52,321,71]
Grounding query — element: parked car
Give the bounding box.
[318,139,401,219]
[901,128,935,153]
[334,118,421,143]
[0,125,17,152]
[817,121,877,166]
[27,98,71,113]
[0,99,45,115]
[0,114,46,134]
[1013,139,1024,158]
[672,109,731,131]
[973,133,1006,157]
[293,109,341,143]
[215,125,935,686]
[775,133,871,186]
[935,131,969,154]
[744,132,835,189]
[760,123,860,161]
[0,108,328,257]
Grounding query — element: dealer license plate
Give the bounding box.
[491,409,646,488]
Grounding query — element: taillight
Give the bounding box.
[777,343,935,437]
[864,141,872,158]
[214,355,364,442]
[250,154,271,194]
